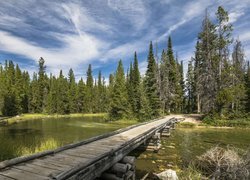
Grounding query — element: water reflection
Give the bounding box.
[132,127,250,178]
[0,116,135,161]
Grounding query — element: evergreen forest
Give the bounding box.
[0,6,249,120]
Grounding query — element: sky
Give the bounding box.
[0,0,250,80]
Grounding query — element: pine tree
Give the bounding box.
[127,62,134,113]
[68,68,77,113]
[196,10,218,113]
[245,62,250,112]
[0,64,5,113]
[145,42,160,117]
[186,60,195,113]
[2,61,18,116]
[76,78,86,113]
[179,61,185,112]
[110,60,129,119]
[230,40,246,113]
[216,6,233,87]
[139,79,151,121]
[167,36,179,112]
[159,50,170,113]
[15,64,24,114]
[86,64,93,113]
[22,71,30,113]
[132,52,141,116]
[36,57,47,113]
[57,70,69,114]
[47,75,57,114]
[193,41,202,113]
[30,73,39,113]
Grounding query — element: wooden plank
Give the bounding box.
[60,151,96,159]
[47,154,89,167]
[31,160,68,171]
[37,159,72,169]
[0,174,15,180]
[14,163,60,177]
[0,168,50,180]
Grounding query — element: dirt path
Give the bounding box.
[173,114,203,125]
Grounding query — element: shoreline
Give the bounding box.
[177,114,250,128]
[0,113,108,125]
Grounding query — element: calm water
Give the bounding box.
[1,118,250,178]
[133,127,250,177]
[0,117,134,161]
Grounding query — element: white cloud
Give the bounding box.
[139,60,147,76]
[240,32,250,42]
[158,0,212,41]
[229,11,245,24]
[107,0,147,30]
[61,2,111,34]
[0,30,105,71]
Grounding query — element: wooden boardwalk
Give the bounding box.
[0,115,181,180]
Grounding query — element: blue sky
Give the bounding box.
[0,0,250,80]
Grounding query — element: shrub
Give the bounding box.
[196,146,250,179]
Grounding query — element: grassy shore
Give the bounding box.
[1,113,108,125]
[179,114,250,128]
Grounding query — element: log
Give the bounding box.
[152,133,160,140]
[121,156,136,165]
[170,123,175,130]
[126,163,135,171]
[141,172,149,180]
[101,172,124,180]
[110,163,129,174]
[161,133,170,137]
[124,170,135,180]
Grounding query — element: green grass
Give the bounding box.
[178,166,204,180]
[178,122,196,128]
[202,118,250,128]
[16,138,60,156]
[4,113,108,125]
[108,118,139,125]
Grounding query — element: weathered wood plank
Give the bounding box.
[60,151,96,159]
[30,160,67,171]
[14,163,61,177]
[0,168,50,180]
[0,174,15,180]
[36,159,72,169]
[46,154,90,168]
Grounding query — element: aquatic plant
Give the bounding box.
[17,138,60,156]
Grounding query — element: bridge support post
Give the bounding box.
[100,156,136,180]
[138,132,161,152]
[170,122,176,130]
[161,126,170,137]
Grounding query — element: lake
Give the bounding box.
[133,127,250,178]
[0,116,135,161]
[1,117,250,178]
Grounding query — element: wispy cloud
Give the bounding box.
[0,30,104,70]
[0,0,249,77]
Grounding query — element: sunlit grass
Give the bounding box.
[6,113,108,124]
[17,138,60,156]
[178,122,196,128]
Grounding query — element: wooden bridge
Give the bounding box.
[0,115,183,180]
